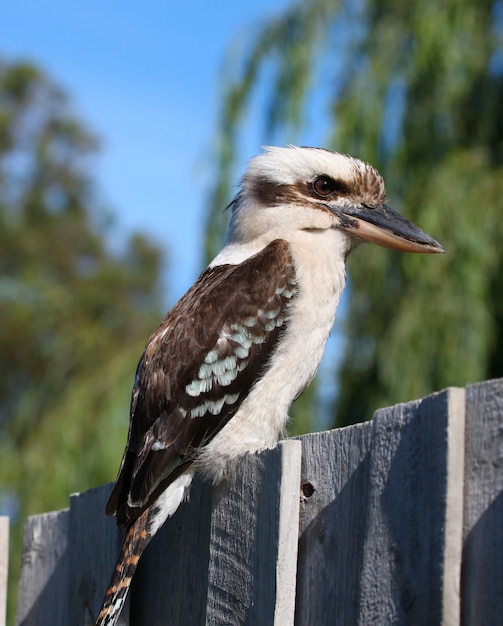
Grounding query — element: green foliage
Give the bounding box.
[206,0,503,428]
[0,58,164,622]
[204,1,336,263]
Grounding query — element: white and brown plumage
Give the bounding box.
[95,146,443,625]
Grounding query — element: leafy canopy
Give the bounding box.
[0,58,165,623]
[206,0,503,428]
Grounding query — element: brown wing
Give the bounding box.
[106,239,298,527]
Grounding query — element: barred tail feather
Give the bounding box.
[95,470,194,626]
[95,509,152,626]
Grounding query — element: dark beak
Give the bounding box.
[333,202,444,253]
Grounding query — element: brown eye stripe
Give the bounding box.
[311,176,351,197]
[246,176,355,208]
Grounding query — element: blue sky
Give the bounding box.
[1,1,342,424]
[1,0,293,301]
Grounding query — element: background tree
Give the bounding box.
[206,0,503,429]
[0,58,165,622]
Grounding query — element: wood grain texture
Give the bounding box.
[15,381,503,626]
[67,485,126,626]
[295,423,372,626]
[274,441,302,625]
[442,387,466,626]
[206,440,302,626]
[462,379,503,625]
[127,440,301,625]
[15,509,70,626]
[130,473,213,625]
[357,387,465,626]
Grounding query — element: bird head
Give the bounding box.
[225,146,444,255]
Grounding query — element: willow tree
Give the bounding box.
[205,0,503,429]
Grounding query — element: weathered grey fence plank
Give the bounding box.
[206,439,302,626]
[295,423,372,625]
[15,509,70,626]
[462,379,503,625]
[357,387,465,626]
[125,440,302,625]
[15,485,127,626]
[14,442,301,626]
[1,517,9,626]
[442,388,466,626]
[15,381,503,626]
[130,473,213,625]
[273,441,303,625]
[67,485,126,626]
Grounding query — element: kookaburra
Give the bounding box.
[95,146,443,625]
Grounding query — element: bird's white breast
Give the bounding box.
[197,227,348,483]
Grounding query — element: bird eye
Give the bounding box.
[312,176,335,197]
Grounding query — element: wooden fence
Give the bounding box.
[13,378,503,625]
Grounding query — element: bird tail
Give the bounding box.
[94,508,152,626]
[95,470,194,626]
